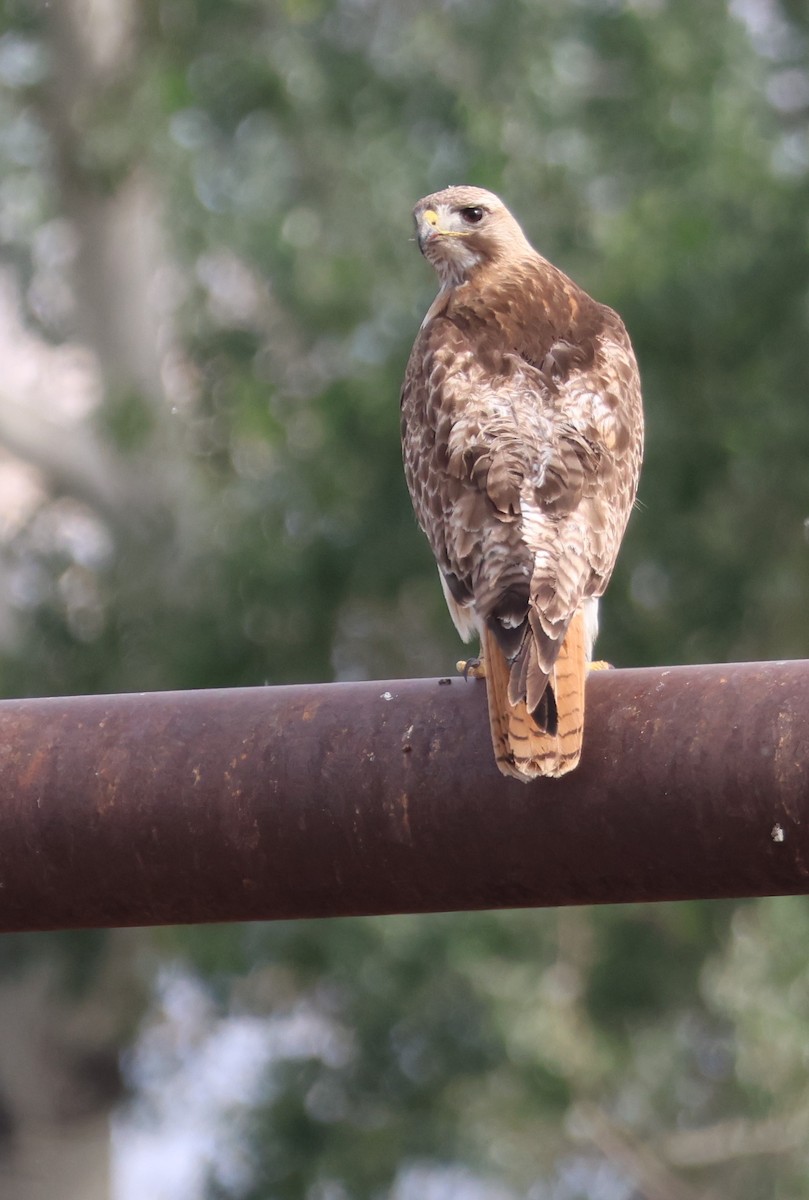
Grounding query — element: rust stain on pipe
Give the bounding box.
[0,661,806,932]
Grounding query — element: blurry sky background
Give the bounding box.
[0,0,808,1197]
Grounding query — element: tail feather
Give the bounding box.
[482,609,587,781]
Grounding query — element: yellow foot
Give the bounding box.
[456,656,486,680]
[589,660,614,672]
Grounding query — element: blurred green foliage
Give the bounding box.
[1,0,809,1196]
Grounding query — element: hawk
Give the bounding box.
[401,186,643,780]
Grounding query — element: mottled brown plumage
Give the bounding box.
[401,186,643,780]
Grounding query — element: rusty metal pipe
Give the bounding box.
[0,661,807,932]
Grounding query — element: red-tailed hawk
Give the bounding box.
[401,186,643,780]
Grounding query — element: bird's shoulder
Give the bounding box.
[407,253,631,389]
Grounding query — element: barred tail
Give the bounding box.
[483,608,586,781]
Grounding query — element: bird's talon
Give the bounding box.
[589,660,614,671]
[457,657,486,680]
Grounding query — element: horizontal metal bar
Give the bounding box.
[0,661,806,932]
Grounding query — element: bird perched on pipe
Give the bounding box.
[401,186,643,780]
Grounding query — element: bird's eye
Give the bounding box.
[459,206,485,224]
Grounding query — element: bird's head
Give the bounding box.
[412,185,533,287]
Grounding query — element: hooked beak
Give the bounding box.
[417,208,440,251]
[416,207,469,252]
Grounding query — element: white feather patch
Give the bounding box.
[438,568,478,642]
